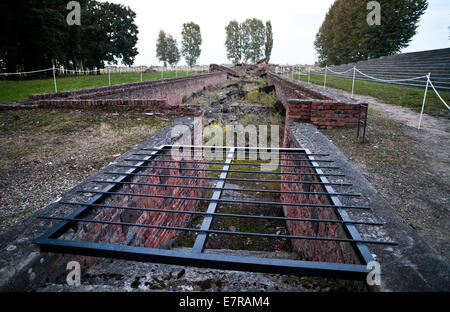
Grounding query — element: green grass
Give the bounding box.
[0,69,201,104]
[293,73,450,119]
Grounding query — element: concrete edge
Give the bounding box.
[287,122,449,291]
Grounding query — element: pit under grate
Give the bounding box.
[34,145,396,280]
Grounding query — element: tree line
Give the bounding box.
[0,0,138,75]
[314,0,428,66]
[156,18,274,67]
[225,18,273,65]
[156,22,202,67]
[1,1,275,78]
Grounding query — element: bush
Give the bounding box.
[245,89,278,106]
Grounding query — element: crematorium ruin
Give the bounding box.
[0,61,448,292]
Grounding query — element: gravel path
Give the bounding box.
[320,87,449,263]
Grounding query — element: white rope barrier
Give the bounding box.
[289,66,448,131]
[327,67,354,75]
[428,77,450,111]
[417,73,449,130]
[354,68,428,83]
[0,67,53,76]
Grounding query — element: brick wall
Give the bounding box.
[39,117,205,277]
[267,73,366,129]
[29,72,227,111]
[71,156,205,252]
[281,129,358,264]
[37,99,202,117]
[287,100,364,129]
[70,120,203,262]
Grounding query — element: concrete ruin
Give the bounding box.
[0,65,448,292]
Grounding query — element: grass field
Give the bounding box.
[293,73,450,119]
[0,69,201,104]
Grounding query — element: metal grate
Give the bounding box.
[34,145,395,280]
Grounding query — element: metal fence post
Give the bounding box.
[324,65,328,88]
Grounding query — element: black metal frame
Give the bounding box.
[357,104,369,143]
[34,145,394,280]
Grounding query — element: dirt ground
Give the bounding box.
[321,88,449,263]
[0,109,169,234]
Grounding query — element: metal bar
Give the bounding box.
[37,146,164,240]
[33,144,396,280]
[102,171,353,186]
[141,147,331,156]
[114,164,345,177]
[143,145,326,153]
[38,216,396,245]
[362,104,368,143]
[59,202,382,225]
[133,153,336,163]
[77,190,370,210]
[193,148,234,253]
[35,238,372,280]
[357,104,362,138]
[306,148,375,265]
[126,157,340,170]
[90,180,361,197]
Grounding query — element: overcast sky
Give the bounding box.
[98,0,450,66]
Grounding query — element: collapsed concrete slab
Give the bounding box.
[209,64,240,78]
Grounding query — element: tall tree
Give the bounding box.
[264,20,273,62]
[0,0,67,73]
[225,20,242,65]
[241,18,265,63]
[156,30,169,67]
[0,0,139,74]
[166,35,181,66]
[181,22,202,66]
[314,0,428,66]
[80,1,139,70]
